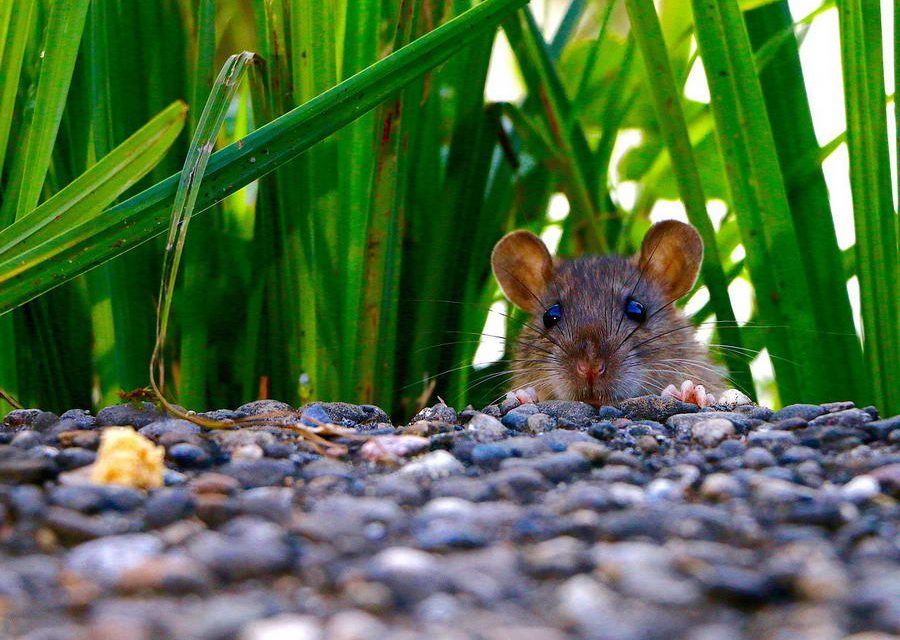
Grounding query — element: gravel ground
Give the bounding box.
[1,395,898,640]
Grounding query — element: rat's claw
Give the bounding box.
[661,380,716,408]
[508,387,539,405]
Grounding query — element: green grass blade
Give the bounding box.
[0,101,188,261]
[0,0,90,224]
[624,0,753,396]
[0,0,35,178]
[837,0,899,413]
[690,0,827,403]
[339,0,382,393]
[0,0,528,314]
[503,7,608,252]
[354,0,418,407]
[745,1,866,403]
[153,53,256,398]
[178,0,218,408]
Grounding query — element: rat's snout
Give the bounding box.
[575,358,607,386]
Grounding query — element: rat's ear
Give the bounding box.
[492,230,554,313]
[638,220,703,300]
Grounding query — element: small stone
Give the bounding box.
[772,404,826,422]
[45,507,139,542]
[138,419,200,442]
[188,518,293,580]
[536,401,597,427]
[10,430,42,449]
[325,610,387,640]
[466,413,509,442]
[841,475,880,502]
[237,399,294,416]
[691,418,735,447]
[568,441,610,463]
[501,404,539,430]
[523,413,555,434]
[145,488,195,528]
[618,395,698,422]
[366,546,448,604]
[190,471,241,494]
[3,409,59,431]
[0,449,57,483]
[360,435,430,463]
[231,444,264,461]
[57,430,100,449]
[521,536,592,578]
[716,389,753,409]
[588,421,616,441]
[743,447,777,468]
[97,403,166,428]
[866,414,900,441]
[166,442,210,467]
[236,487,294,523]
[55,447,96,471]
[868,463,900,495]
[637,435,659,453]
[410,403,457,425]
[399,450,465,479]
[240,614,322,640]
[700,473,743,501]
[809,408,873,427]
[116,553,214,595]
[66,533,163,587]
[780,445,819,464]
[219,458,295,488]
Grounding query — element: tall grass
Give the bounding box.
[0,0,896,416]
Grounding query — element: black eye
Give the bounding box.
[625,297,646,322]
[542,303,562,329]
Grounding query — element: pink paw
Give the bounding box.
[506,387,539,406]
[662,380,716,408]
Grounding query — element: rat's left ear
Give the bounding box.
[637,220,703,300]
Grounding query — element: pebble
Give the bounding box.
[399,450,465,480]
[360,435,430,462]
[466,413,510,442]
[0,397,896,638]
[145,488,196,528]
[772,404,827,422]
[96,403,166,428]
[692,418,736,447]
[240,615,322,640]
[66,533,164,587]
[219,459,294,488]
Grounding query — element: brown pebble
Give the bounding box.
[190,472,240,495]
[57,430,100,449]
[194,493,235,527]
[569,441,610,463]
[637,435,659,453]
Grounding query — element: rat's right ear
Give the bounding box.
[491,230,554,313]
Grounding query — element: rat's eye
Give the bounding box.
[625,297,646,322]
[542,303,562,329]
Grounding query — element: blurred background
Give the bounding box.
[0,0,896,417]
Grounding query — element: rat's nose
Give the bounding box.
[575,359,607,386]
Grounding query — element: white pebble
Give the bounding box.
[240,615,322,640]
[841,475,880,502]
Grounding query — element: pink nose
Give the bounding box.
[575,359,607,385]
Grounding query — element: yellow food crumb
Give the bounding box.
[91,427,165,490]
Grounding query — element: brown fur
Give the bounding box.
[492,222,724,405]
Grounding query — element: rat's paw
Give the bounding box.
[662,379,716,408]
[505,387,539,407]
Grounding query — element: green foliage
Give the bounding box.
[0,0,896,415]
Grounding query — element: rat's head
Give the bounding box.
[491,221,704,405]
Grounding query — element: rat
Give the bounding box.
[491,220,724,407]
